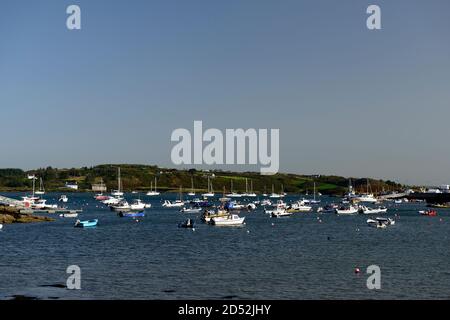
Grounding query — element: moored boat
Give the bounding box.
[211,214,245,226]
[74,219,98,228]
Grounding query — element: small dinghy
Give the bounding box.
[59,195,69,203]
[74,219,98,228]
[59,212,78,218]
[420,210,437,216]
[178,218,195,228]
[119,211,145,218]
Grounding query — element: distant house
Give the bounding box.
[65,182,78,190]
[91,183,107,192]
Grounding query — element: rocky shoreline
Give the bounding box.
[0,205,55,224]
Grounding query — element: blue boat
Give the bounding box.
[74,219,98,228]
[119,211,145,218]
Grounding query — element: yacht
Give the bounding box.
[146,177,160,196]
[226,180,241,198]
[35,177,45,195]
[188,176,196,196]
[111,167,124,197]
[130,199,151,211]
[201,176,215,197]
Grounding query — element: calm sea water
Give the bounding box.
[1,192,449,300]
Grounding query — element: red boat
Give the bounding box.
[421,209,437,216]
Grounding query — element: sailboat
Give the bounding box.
[226,180,241,197]
[188,176,196,196]
[309,182,321,204]
[35,177,45,195]
[146,177,160,196]
[356,179,377,203]
[269,184,282,198]
[245,179,257,197]
[111,167,124,196]
[202,176,215,197]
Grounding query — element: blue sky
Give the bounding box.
[1,0,449,185]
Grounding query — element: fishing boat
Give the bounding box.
[287,201,312,213]
[74,219,98,228]
[420,209,437,216]
[59,195,68,203]
[111,167,124,196]
[35,177,46,195]
[211,214,245,226]
[110,200,131,212]
[202,209,228,223]
[146,177,161,196]
[358,206,388,214]
[119,211,145,217]
[59,212,78,218]
[178,218,195,228]
[270,208,292,218]
[335,205,358,215]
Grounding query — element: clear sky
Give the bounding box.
[1,0,449,185]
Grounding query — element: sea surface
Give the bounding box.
[1,192,449,300]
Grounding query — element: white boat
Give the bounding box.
[367,217,395,228]
[358,205,388,214]
[270,208,292,218]
[287,201,312,212]
[59,212,78,218]
[247,203,257,210]
[269,184,284,198]
[147,177,161,196]
[201,176,215,197]
[243,179,257,197]
[35,177,46,195]
[111,167,124,196]
[162,200,184,208]
[356,194,378,203]
[180,207,202,213]
[261,199,272,206]
[211,214,245,226]
[355,180,378,203]
[130,199,150,211]
[335,205,358,215]
[0,224,3,230]
[110,200,131,212]
[102,196,123,206]
[31,199,58,210]
[188,176,196,196]
[59,195,68,203]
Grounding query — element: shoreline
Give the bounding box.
[0,206,55,224]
